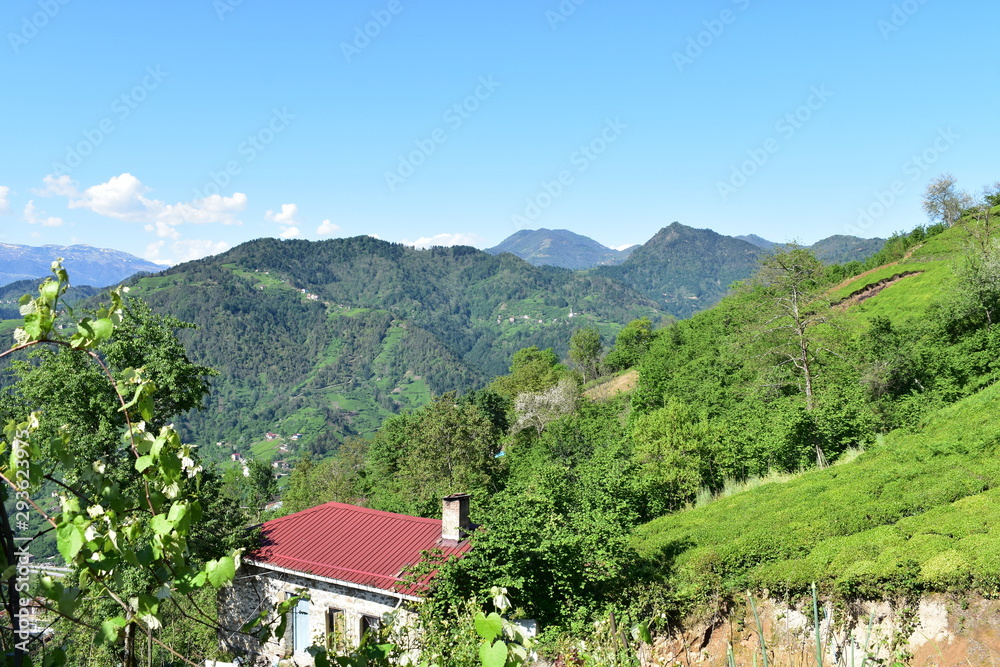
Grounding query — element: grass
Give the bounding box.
[632,380,1000,604]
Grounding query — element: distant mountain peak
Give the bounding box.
[736,234,777,250]
[0,243,162,288]
[487,229,633,270]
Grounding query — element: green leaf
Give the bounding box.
[56,522,85,562]
[206,556,236,588]
[134,454,153,473]
[150,514,173,536]
[636,620,652,644]
[474,611,504,643]
[91,317,114,341]
[96,617,127,646]
[1,565,16,581]
[479,640,508,667]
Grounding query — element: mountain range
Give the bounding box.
[1,225,886,456]
[489,227,884,273]
[117,236,662,455]
[0,243,162,287]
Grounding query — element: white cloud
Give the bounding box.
[36,174,79,198]
[145,238,231,266]
[317,219,340,236]
[0,186,10,215]
[23,200,64,227]
[402,232,482,249]
[62,173,245,238]
[265,203,299,225]
[611,243,637,251]
[266,203,302,239]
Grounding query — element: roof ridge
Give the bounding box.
[262,501,441,528]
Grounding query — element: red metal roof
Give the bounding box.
[247,502,470,596]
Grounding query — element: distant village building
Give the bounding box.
[219,494,472,665]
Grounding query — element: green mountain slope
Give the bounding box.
[595,222,763,318]
[124,237,663,455]
[629,220,1000,611]
[810,234,886,264]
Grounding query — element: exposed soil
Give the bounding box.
[583,369,639,401]
[832,271,923,310]
[827,244,923,295]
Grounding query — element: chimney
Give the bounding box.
[441,493,471,543]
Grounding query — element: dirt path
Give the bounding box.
[826,243,923,295]
[832,270,923,309]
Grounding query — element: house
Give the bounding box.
[219,494,472,664]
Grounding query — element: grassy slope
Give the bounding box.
[632,223,1000,604]
[633,386,1000,598]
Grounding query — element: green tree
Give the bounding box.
[603,317,656,372]
[569,326,602,381]
[629,400,715,516]
[488,347,565,401]
[365,394,501,517]
[0,265,246,666]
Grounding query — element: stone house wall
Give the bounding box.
[219,562,418,666]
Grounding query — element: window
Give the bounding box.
[326,608,345,652]
[360,614,381,644]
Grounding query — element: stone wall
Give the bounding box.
[219,562,417,666]
[646,593,1000,665]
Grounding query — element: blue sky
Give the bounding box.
[1,0,997,265]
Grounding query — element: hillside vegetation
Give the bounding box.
[308,210,1000,651]
[123,237,663,456]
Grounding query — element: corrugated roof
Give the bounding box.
[247,502,470,596]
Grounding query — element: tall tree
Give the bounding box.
[750,246,833,411]
[923,173,972,228]
[603,317,656,372]
[365,394,501,517]
[568,326,602,381]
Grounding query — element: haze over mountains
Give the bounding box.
[486,229,635,270]
[0,243,162,287]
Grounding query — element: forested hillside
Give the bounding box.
[594,222,763,318]
[283,204,1000,658]
[122,237,663,456]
